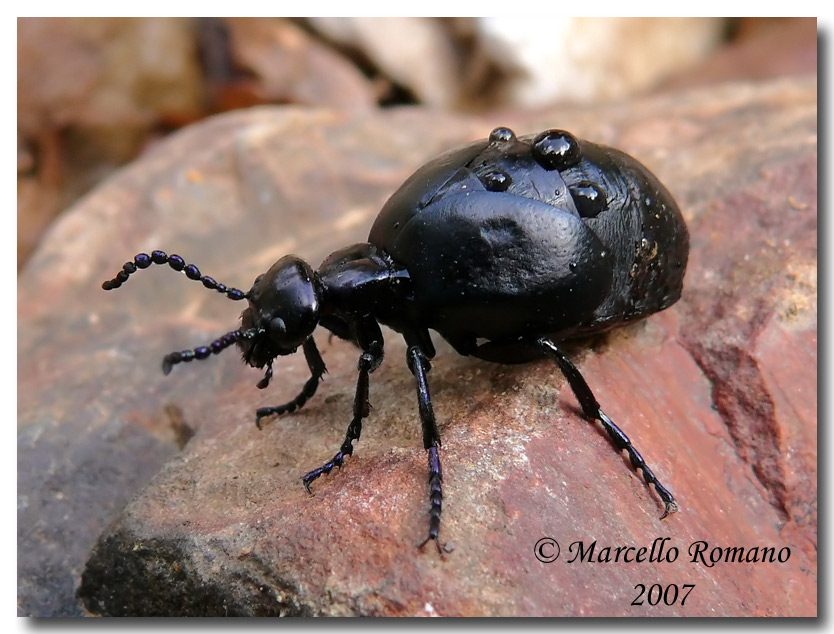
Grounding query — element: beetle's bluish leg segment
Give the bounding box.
[256,338,327,429]
[536,337,678,518]
[302,318,384,491]
[406,344,444,553]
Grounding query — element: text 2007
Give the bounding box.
[632,583,694,606]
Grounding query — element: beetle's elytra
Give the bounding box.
[102,127,689,551]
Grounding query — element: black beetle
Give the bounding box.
[102,127,689,551]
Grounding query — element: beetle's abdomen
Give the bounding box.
[383,191,613,342]
[369,139,489,242]
[369,126,689,344]
[559,142,689,330]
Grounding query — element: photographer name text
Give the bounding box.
[536,537,791,567]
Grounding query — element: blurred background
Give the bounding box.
[17,17,816,270]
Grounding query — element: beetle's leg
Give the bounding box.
[256,361,274,390]
[406,344,444,553]
[302,319,384,490]
[320,315,357,346]
[255,338,327,429]
[536,337,678,518]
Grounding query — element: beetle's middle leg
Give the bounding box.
[536,337,678,518]
[302,319,384,491]
[256,338,327,429]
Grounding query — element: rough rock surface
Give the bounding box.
[19,77,816,616]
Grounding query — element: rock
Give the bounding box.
[16,17,378,271]
[17,17,205,269]
[660,18,818,91]
[474,17,725,106]
[18,77,816,616]
[220,18,377,111]
[307,17,462,107]
[17,17,204,136]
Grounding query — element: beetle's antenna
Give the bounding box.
[162,326,263,375]
[101,251,248,301]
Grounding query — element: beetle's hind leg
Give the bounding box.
[536,337,678,518]
[301,319,384,491]
[255,338,327,429]
[406,344,444,553]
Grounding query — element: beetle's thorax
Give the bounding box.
[316,242,412,324]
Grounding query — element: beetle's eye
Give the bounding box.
[270,316,287,336]
[480,169,512,192]
[570,182,608,218]
[531,130,581,171]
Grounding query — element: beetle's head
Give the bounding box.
[237,255,320,369]
[101,250,320,390]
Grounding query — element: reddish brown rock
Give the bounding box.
[220,18,377,111]
[19,77,816,616]
[660,18,817,91]
[16,17,206,269]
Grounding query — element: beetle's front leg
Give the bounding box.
[256,337,327,429]
[536,337,678,518]
[302,319,384,491]
[406,344,444,553]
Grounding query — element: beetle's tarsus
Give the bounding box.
[536,337,679,516]
[660,499,679,520]
[301,450,348,489]
[254,411,269,430]
[299,338,380,498]
[418,533,444,555]
[302,477,315,495]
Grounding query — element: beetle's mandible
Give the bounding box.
[102,127,689,551]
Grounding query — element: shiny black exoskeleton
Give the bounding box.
[102,127,689,551]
